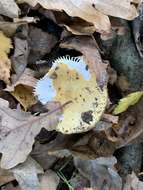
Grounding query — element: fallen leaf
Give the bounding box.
[0,167,14,186]
[0,18,37,37]
[31,142,58,170]
[93,0,138,20]
[40,170,60,190]
[34,56,107,134]
[71,131,116,159]
[6,68,38,91]
[18,0,111,34]
[102,113,119,124]
[11,37,29,84]
[28,26,57,64]
[49,11,96,35]
[0,0,19,18]
[0,22,25,37]
[12,157,43,190]
[116,97,143,146]
[2,183,21,190]
[116,75,130,92]
[18,0,140,34]
[70,173,89,190]
[0,98,62,169]
[74,156,122,190]
[113,91,143,115]
[63,22,95,36]
[123,172,143,190]
[47,130,116,160]
[0,31,12,85]
[11,85,37,111]
[60,36,108,87]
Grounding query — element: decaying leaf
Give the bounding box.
[60,36,108,87]
[11,85,37,111]
[93,0,138,20]
[70,173,89,190]
[0,98,62,169]
[0,18,36,38]
[40,170,60,190]
[18,0,140,34]
[74,156,122,190]
[11,37,29,84]
[116,97,143,146]
[2,183,21,190]
[18,0,111,34]
[34,56,107,134]
[28,26,57,64]
[12,157,43,190]
[6,68,38,91]
[0,167,14,186]
[0,31,12,84]
[113,91,143,115]
[47,11,96,35]
[45,129,116,160]
[123,172,143,190]
[0,0,19,18]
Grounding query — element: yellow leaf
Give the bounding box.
[11,84,37,111]
[113,91,143,115]
[0,31,12,84]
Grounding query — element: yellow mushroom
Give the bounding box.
[34,56,107,134]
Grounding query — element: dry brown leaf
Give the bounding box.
[18,0,140,34]
[49,11,96,35]
[0,0,19,18]
[102,113,119,124]
[0,18,37,38]
[117,98,143,146]
[31,142,58,171]
[40,170,60,190]
[0,31,12,85]
[6,68,37,91]
[12,157,43,190]
[93,0,138,20]
[46,131,116,160]
[0,168,14,186]
[11,37,29,84]
[70,173,89,190]
[60,36,108,87]
[2,183,21,190]
[18,0,111,34]
[28,26,57,65]
[0,98,62,169]
[74,156,122,190]
[11,85,37,111]
[123,172,143,190]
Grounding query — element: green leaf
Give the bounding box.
[113,91,143,115]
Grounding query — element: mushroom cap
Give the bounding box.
[34,56,107,134]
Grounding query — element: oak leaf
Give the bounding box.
[0,98,62,169]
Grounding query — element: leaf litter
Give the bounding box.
[0,1,143,190]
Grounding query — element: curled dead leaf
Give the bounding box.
[18,0,111,34]
[11,84,37,111]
